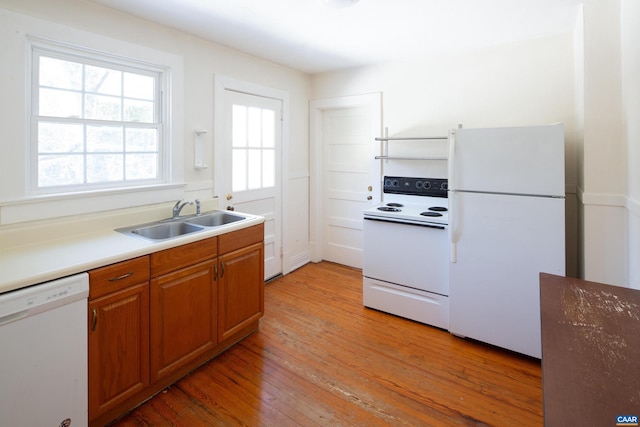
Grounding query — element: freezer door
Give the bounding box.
[451,124,565,197]
[449,192,565,358]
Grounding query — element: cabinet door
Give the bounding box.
[88,282,149,420]
[218,242,264,342]
[150,260,217,382]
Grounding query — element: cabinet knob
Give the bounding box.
[226,194,233,201]
[367,196,373,200]
[226,205,235,211]
[368,186,372,192]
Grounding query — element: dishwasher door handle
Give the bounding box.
[0,310,28,327]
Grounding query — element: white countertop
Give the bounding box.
[0,199,264,294]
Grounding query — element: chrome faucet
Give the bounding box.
[172,200,193,219]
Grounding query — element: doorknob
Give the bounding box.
[226,194,233,201]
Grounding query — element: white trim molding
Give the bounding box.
[628,196,640,217]
[578,186,633,211]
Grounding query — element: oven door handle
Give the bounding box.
[363,217,446,230]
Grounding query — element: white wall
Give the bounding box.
[569,0,639,289]
[0,0,311,272]
[621,0,640,289]
[580,0,630,287]
[311,34,580,277]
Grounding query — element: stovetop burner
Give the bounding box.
[420,211,443,217]
[365,201,448,225]
[363,176,449,225]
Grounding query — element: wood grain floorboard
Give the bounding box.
[112,261,542,426]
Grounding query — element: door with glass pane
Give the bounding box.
[221,90,282,281]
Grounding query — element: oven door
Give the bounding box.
[363,218,449,295]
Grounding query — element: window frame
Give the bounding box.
[29,40,171,196]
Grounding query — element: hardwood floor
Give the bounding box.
[113,262,542,426]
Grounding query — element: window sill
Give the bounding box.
[0,183,187,226]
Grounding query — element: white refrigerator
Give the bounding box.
[448,124,565,358]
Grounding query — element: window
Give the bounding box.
[31,45,166,194]
[231,104,276,192]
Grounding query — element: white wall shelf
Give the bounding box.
[375,136,447,141]
[376,128,449,162]
[375,155,447,160]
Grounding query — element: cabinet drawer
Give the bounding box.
[151,236,217,277]
[89,256,150,299]
[219,224,264,255]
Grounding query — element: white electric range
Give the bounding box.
[363,176,450,329]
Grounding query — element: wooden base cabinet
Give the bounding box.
[88,224,264,426]
[218,242,264,341]
[149,236,219,382]
[150,259,217,382]
[88,257,150,422]
[218,224,265,342]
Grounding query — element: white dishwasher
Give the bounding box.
[0,273,89,427]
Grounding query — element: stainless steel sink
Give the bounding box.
[116,210,248,242]
[131,221,204,240]
[184,211,245,227]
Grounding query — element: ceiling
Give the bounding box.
[90,0,583,74]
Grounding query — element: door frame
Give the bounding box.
[213,75,289,275]
[309,93,382,263]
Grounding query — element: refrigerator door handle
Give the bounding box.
[449,191,457,263]
[448,129,457,263]
[448,129,456,193]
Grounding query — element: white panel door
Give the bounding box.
[221,90,282,280]
[321,106,378,268]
